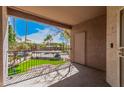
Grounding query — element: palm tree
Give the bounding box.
[60,31,70,44]
[53,28,70,44]
[44,34,53,49]
[59,29,70,53]
[25,20,28,43]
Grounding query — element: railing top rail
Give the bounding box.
[7,50,68,53]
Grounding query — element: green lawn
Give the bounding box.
[8,59,66,76]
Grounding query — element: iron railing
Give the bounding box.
[6,50,71,85]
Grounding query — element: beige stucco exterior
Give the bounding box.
[0,6,3,86]
[13,6,106,26]
[0,6,8,86]
[106,6,124,87]
[71,15,106,71]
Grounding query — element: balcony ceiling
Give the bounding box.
[14,6,106,26]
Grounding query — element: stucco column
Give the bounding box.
[0,6,8,86]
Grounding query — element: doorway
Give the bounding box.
[74,32,86,65]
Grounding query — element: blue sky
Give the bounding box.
[8,16,70,44]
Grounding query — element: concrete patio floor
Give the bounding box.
[50,63,110,87]
[6,63,110,87]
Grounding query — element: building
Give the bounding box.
[0,6,123,87]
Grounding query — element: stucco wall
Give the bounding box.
[0,6,8,86]
[0,6,3,86]
[106,6,124,87]
[71,15,106,71]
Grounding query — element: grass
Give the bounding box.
[8,59,66,76]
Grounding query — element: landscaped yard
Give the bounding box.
[8,59,66,76]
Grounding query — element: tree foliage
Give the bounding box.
[8,24,16,45]
[44,34,53,42]
[44,34,53,45]
[8,24,17,50]
[60,29,70,45]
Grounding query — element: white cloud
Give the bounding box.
[20,28,64,44]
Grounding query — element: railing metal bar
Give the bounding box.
[7,48,71,85]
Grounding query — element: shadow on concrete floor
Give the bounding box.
[50,63,110,87]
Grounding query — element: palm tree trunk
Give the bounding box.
[25,20,28,43]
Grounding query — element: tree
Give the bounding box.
[17,43,30,51]
[60,31,70,44]
[59,29,70,53]
[44,34,53,49]
[8,24,16,50]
